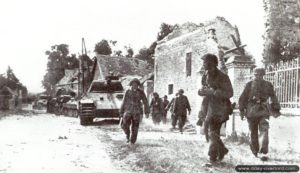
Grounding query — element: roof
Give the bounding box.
[158,16,245,56]
[120,75,142,88]
[0,86,18,96]
[93,55,153,80]
[140,72,154,84]
[56,69,79,86]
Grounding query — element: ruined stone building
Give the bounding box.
[263,0,300,62]
[154,17,254,121]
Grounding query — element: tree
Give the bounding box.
[124,46,134,58]
[64,54,79,69]
[0,67,28,97]
[42,44,70,94]
[262,0,300,63]
[157,23,174,41]
[126,48,134,58]
[134,47,154,65]
[134,22,173,67]
[54,44,69,57]
[94,39,112,55]
[149,42,157,55]
[263,31,282,64]
[6,66,20,90]
[113,50,123,57]
[0,74,7,89]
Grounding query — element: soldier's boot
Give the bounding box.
[250,144,258,157]
[249,129,259,157]
[260,153,268,161]
[208,151,218,164]
[209,156,217,163]
[203,158,217,168]
[208,139,218,163]
[131,122,139,144]
[126,134,130,143]
[218,147,228,161]
[131,135,137,144]
[259,117,269,156]
[259,135,269,161]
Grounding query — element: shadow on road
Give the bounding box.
[91,119,120,126]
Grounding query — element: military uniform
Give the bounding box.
[162,98,169,124]
[239,69,280,157]
[172,93,191,132]
[165,97,175,111]
[166,97,177,127]
[150,97,164,125]
[120,88,150,144]
[199,68,233,162]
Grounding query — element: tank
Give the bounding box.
[53,95,72,115]
[62,97,78,117]
[46,94,76,116]
[34,94,50,110]
[78,75,124,125]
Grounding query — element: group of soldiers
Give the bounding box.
[119,53,281,164]
[149,89,191,132]
[119,78,192,144]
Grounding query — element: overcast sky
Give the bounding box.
[0,0,265,93]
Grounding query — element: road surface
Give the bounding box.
[0,111,299,173]
[0,113,121,173]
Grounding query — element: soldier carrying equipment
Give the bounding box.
[120,78,150,144]
[239,67,281,161]
[198,53,233,163]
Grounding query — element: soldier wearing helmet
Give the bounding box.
[120,78,150,145]
[239,67,281,161]
[172,89,191,134]
[198,53,233,163]
[162,95,170,124]
[149,92,164,125]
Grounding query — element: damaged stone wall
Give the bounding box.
[154,17,245,121]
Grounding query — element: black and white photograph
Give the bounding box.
[0,0,299,172]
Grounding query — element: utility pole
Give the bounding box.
[78,38,89,97]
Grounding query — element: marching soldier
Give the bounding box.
[198,53,233,163]
[120,78,150,144]
[239,68,280,161]
[162,95,169,124]
[165,93,178,129]
[172,89,191,134]
[149,92,164,125]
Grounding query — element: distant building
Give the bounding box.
[154,17,254,121]
[55,69,79,97]
[0,86,19,110]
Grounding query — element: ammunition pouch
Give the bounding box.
[248,98,267,104]
[246,100,269,118]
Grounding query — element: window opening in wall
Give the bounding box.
[168,84,173,95]
[186,52,192,77]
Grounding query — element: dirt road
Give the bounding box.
[0,112,299,173]
[0,112,120,173]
